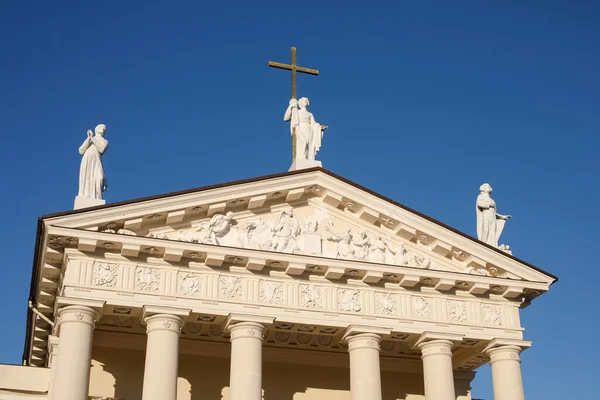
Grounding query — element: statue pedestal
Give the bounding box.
[298,233,322,255]
[289,159,322,171]
[74,196,106,210]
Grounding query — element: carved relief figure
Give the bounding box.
[447,301,467,323]
[203,212,243,247]
[476,183,511,247]
[271,208,300,253]
[481,304,502,326]
[352,230,369,260]
[78,124,108,199]
[326,224,355,260]
[368,234,392,263]
[284,97,323,161]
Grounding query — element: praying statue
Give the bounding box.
[284,97,323,161]
[78,124,108,199]
[476,183,511,247]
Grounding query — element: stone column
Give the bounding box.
[347,333,383,400]
[141,307,189,400]
[415,333,463,400]
[50,305,100,400]
[225,315,273,400]
[484,339,531,400]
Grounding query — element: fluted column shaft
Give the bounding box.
[50,306,98,400]
[418,339,456,400]
[141,314,184,400]
[228,322,267,400]
[487,345,525,400]
[347,333,383,400]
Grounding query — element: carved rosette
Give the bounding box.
[412,297,432,319]
[481,304,502,326]
[447,301,468,323]
[135,267,161,292]
[338,289,361,312]
[219,276,242,299]
[92,263,119,287]
[259,281,283,304]
[300,285,322,309]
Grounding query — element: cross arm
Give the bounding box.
[268,61,319,75]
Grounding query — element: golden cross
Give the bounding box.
[268,47,319,99]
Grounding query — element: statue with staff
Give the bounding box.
[269,47,327,167]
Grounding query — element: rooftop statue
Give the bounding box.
[476,183,511,247]
[284,97,323,161]
[78,124,108,200]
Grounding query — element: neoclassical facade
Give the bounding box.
[1,168,556,400]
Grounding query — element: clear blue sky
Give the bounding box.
[1,1,598,398]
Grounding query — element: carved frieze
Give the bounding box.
[447,301,468,323]
[136,267,160,291]
[376,293,397,316]
[259,281,283,304]
[481,304,502,326]
[92,263,118,287]
[219,276,242,299]
[179,273,201,296]
[338,289,361,312]
[300,285,322,309]
[412,297,431,319]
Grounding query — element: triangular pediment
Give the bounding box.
[42,168,556,288]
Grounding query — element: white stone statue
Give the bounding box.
[368,234,393,263]
[78,124,108,200]
[476,183,511,247]
[271,208,300,253]
[284,98,323,161]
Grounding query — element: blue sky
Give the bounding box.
[1,1,599,398]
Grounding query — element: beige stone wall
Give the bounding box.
[89,346,472,400]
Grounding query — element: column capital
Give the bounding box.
[56,297,105,315]
[57,305,101,329]
[484,339,532,364]
[225,313,274,331]
[346,333,383,352]
[341,325,391,342]
[414,332,463,359]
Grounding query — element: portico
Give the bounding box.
[19,167,555,400]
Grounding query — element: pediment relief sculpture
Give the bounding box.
[98,205,505,278]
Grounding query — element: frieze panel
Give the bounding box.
[338,289,361,312]
[481,304,502,326]
[300,285,323,309]
[375,293,397,316]
[179,273,201,296]
[92,262,119,288]
[219,276,243,299]
[411,296,432,319]
[259,280,284,305]
[135,266,161,292]
[447,300,468,323]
